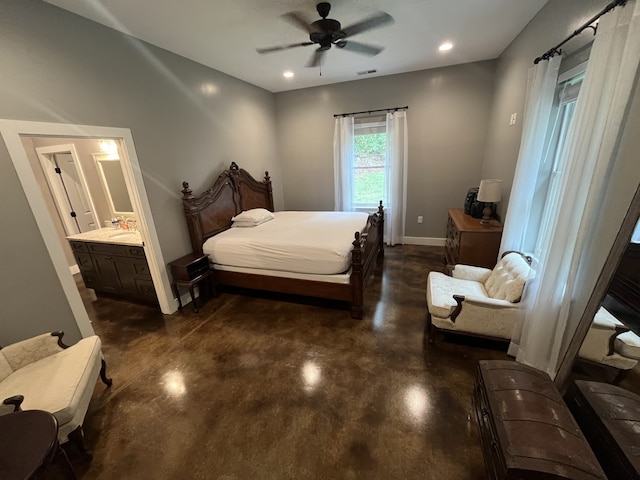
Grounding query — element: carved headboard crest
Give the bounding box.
[181,162,274,255]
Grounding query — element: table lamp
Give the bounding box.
[477,179,502,225]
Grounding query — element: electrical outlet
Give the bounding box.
[417,216,423,224]
[509,112,517,126]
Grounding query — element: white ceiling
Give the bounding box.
[44,0,549,93]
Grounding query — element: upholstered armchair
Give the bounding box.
[426,251,532,343]
[0,331,112,458]
[578,306,640,383]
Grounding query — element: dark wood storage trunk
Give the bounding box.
[473,360,606,480]
[565,380,640,480]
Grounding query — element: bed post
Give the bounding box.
[181,181,205,255]
[378,201,385,258]
[351,232,364,319]
[264,171,274,211]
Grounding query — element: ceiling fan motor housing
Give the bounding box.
[309,18,344,48]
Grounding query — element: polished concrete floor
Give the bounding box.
[43,245,639,479]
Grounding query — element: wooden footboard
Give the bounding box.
[182,162,384,318]
[349,202,384,318]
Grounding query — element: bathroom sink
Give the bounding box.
[109,231,138,239]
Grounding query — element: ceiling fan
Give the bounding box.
[256,2,394,68]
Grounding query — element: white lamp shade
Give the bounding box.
[477,179,502,203]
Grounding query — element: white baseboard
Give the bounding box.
[69,264,80,275]
[403,237,445,246]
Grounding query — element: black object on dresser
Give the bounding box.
[168,253,213,313]
[473,360,606,480]
[69,240,157,303]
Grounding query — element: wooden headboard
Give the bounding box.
[181,162,274,255]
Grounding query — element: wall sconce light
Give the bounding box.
[477,179,502,225]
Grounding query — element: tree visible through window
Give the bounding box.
[353,121,386,207]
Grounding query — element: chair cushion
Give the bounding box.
[0,336,101,426]
[427,271,487,318]
[484,252,530,302]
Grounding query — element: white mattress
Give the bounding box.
[203,211,368,275]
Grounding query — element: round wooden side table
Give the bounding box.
[0,410,76,479]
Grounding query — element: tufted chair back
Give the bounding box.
[483,252,531,302]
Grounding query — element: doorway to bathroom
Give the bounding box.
[0,120,176,338]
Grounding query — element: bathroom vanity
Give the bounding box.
[67,229,157,304]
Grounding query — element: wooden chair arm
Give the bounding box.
[451,295,465,322]
[607,324,630,356]
[51,331,69,349]
[2,395,24,412]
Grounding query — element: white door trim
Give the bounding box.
[35,143,99,235]
[0,120,177,337]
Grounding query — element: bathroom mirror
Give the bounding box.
[94,153,134,216]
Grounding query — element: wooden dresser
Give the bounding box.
[445,208,503,268]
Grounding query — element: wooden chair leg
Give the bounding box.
[68,425,93,461]
[56,445,78,479]
[100,358,113,387]
[425,311,435,344]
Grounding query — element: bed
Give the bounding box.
[180,162,384,318]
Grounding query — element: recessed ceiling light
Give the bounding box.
[283,71,294,78]
[439,42,453,52]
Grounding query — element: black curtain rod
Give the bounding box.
[334,106,408,118]
[534,0,627,64]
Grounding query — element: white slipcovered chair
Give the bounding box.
[0,331,112,458]
[578,306,640,383]
[426,251,532,343]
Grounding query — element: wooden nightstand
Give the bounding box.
[168,253,213,313]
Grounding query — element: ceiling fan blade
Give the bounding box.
[306,49,327,68]
[337,41,383,56]
[256,42,314,54]
[341,12,393,38]
[282,11,314,33]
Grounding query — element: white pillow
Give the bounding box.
[231,208,274,226]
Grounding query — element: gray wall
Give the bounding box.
[274,61,496,239]
[0,0,281,344]
[481,0,605,216]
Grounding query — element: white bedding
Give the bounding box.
[203,211,369,275]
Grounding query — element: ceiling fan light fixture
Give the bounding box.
[256,2,393,69]
[439,42,454,52]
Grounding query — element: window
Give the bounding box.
[334,110,407,245]
[523,66,585,253]
[353,117,386,209]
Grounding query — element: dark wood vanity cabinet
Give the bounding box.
[69,240,157,303]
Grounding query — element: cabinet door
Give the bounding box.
[113,259,141,297]
[93,255,122,293]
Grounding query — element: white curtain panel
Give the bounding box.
[499,56,561,254]
[384,110,408,246]
[514,0,640,377]
[333,116,354,211]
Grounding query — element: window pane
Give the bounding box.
[354,132,385,206]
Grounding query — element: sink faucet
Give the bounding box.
[125,218,137,231]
